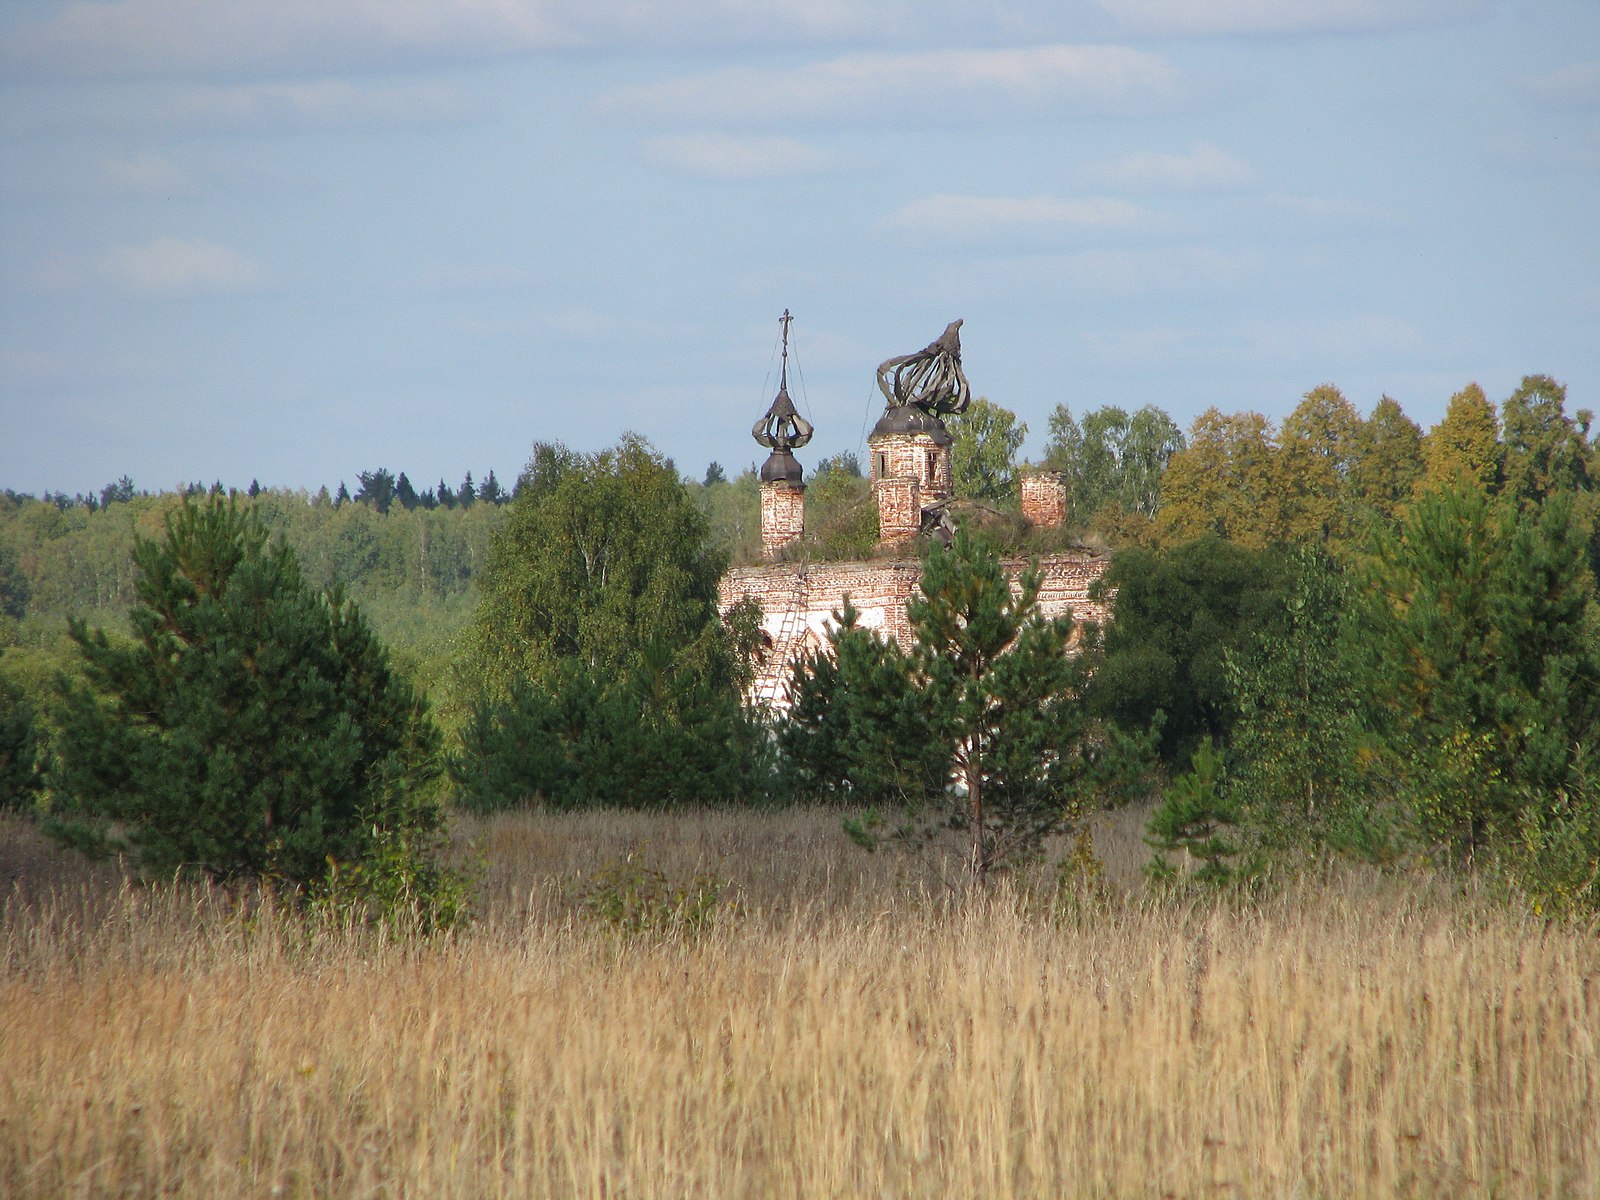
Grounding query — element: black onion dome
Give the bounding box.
[759,449,804,483]
[870,404,953,446]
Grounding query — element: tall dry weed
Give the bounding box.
[2,808,1596,1198]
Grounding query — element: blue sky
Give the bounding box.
[2,0,1596,496]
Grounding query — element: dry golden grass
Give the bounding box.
[2,807,1597,1199]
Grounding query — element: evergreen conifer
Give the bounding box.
[47,497,450,896]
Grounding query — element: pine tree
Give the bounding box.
[355,469,396,514]
[787,528,1150,883]
[1145,742,1248,885]
[334,482,350,507]
[436,479,455,509]
[477,470,505,505]
[457,472,476,509]
[1368,483,1600,860]
[781,599,946,808]
[100,476,136,508]
[0,675,43,812]
[394,472,420,511]
[47,497,448,892]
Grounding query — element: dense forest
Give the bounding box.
[3,371,1598,913]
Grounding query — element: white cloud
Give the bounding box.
[952,244,1258,303]
[100,153,190,195]
[642,132,843,180]
[169,81,476,130]
[1085,141,1255,191]
[889,194,1154,239]
[596,45,1181,126]
[1058,245,1258,296]
[2,1,1139,80]
[1094,0,1484,36]
[1251,192,1393,227]
[2,0,565,79]
[1074,311,1428,370]
[1525,62,1600,109]
[99,237,266,296]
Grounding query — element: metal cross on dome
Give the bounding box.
[752,309,815,455]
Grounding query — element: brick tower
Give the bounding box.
[1019,469,1068,528]
[868,404,952,543]
[751,310,813,559]
[867,319,968,545]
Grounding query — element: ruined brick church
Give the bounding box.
[718,316,1110,707]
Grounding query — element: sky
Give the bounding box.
[1,0,1597,497]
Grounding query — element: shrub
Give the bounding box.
[47,497,462,916]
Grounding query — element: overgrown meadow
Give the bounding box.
[7,380,1600,1196]
[3,805,1596,1200]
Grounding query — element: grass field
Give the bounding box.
[2,806,1596,1199]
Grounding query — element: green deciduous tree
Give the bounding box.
[469,435,733,692]
[1499,373,1591,506]
[1086,536,1288,766]
[1421,383,1499,494]
[1224,546,1383,849]
[457,436,768,808]
[46,497,451,898]
[1043,404,1184,525]
[1348,396,1424,522]
[800,463,878,560]
[947,397,1027,502]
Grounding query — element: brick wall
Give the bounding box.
[869,429,953,542]
[872,477,921,542]
[719,549,1111,708]
[1020,471,1067,528]
[869,432,952,501]
[760,481,805,557]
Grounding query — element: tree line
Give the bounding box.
[4,371,1597,918]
